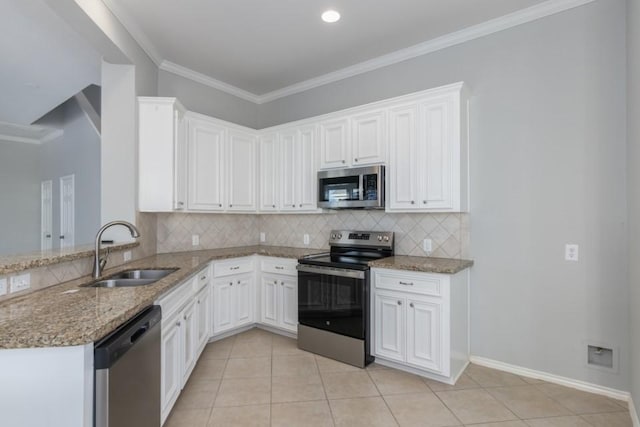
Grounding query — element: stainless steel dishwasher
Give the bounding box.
[95,305,162,427]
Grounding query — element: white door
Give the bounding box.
[181,300,198,385]
[40,180,53,251]
[187,117,226,211]
[235,275,253,327]
[374,293,405,363]
[279,129,298,211]
[319,118,349,169]
[406,298,444,374]
[228,129,257,211]
[195,285,211,354]
[259,133,279,212]
[261,276,279,327]
[281,277,298,332]
[213,281,234,334]
[351,110,387,166]
[161,320,182,424]
[59,174,75,248]
[388,104,420,210]
[298,126,318,211]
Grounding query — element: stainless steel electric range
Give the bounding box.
[296,230,394,368]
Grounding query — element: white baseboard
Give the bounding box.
[630,395,640,427]
[469,355,630,402]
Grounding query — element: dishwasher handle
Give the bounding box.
[95,305,162,369]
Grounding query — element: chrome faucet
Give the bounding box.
[93,220,140,279]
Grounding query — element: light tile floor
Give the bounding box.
[165,328,633,427]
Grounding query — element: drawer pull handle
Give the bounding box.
[231,266,240,270]
[200,276,207,280]
[275,266,284,270]
[399,281,414,286]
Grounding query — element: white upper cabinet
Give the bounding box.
[138,97,187,212]
[387,83,467,212]
[258,133,279,212]
[351,110,387,166]
[298,126,318,210]
[319,118,350,169]
[228,129,257,212]
[187,115,226,211]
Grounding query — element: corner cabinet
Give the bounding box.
[259,257,298,333]
[387,83,468,212]
[372,267,469,385]
[138,97,187,211]
[211,257,255,335]
[227,129,257,212]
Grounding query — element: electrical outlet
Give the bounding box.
[565,244,579,261]
[123,251,132,262]
[192,234,200,246]
[10,273,30,293]
[0,278,7,296]
[303,234,310,245]
[423,239,433,255]
[260,232,266,243]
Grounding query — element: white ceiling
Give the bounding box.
[0,1,101,125]
[105,0,555,99]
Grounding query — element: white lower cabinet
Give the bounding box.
[259,257,298,333]
[212,271,255,335]
[372,268,468,384]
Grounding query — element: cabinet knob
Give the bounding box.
[184,315,187,320]
[274,280,278,284]
[397,300,402,305]
[422,200,427,204]
[292,204,295,208]
[237,280,241,284]
[281,281,284,286]
[219,203,222,207]
[299,204,302,207]
[342,160,346,164]
[410,302,414,308]
[230,204,233,207]
[272,204,276,208]
[201,276,207,280]
[230,282,233,286]
[354,158,358,162]
[410,201,415,205]
[178,201,184,206]
[176,321,181,327]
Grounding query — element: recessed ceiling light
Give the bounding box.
[321,10,340,23]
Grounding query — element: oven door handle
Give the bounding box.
[296,264,366,279]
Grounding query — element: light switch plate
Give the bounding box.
[10,273,30,293]
[123,251,132,262]
[260,232,266,243]
[192,234,200,246]
[0,278,7,296]
[423,239,433,255]
[565,244,579,261]
[303,234,310,245]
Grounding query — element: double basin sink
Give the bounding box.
[85,268,178,288]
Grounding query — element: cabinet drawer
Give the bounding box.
[374,271,442,297]
[196,266,211,289]
[156,277,197,320]
[214,257,254,278]
[261,258,297,276]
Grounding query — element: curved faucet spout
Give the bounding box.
[93,221,141,279]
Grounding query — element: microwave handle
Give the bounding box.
[358,174,364,201]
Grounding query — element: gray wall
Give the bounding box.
[627,0,640,414]
[0,141,40,255]
[158,71,259,128]
[254,1,629,389]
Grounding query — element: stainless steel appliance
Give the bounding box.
[297,230,394,367]
[317,165,385,209]
[94,305,162,427]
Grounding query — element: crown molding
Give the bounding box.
[107,0,596,105]
[0,122,64,145]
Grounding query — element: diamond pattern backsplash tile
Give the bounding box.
[156,211,469,259]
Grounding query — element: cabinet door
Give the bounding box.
[406,298,444,374]
[173,108,187,210]
[213,281,234,334]
[181,300,198,385]
[418,96,456,210]
[160,319,182,424]
[298,126,318,211]
[195,285,211,354]
[351,110,386,166]
[187,117,226,210]
[280,276,298,332]
[259,133,279,211]
[279,129,298,211]
[374,293,405,363]
[234,275,254,327]
[261,276,280,327]
[228,129,257,211]
[319,118,350,169]
[388,104,420,210]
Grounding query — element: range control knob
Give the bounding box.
[377,235,383,242]
[337,233,342,239]
[331,233,336,239]
[383,236,390,242]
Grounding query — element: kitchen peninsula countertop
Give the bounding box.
[369,255,474,274]
[0,245,323,349]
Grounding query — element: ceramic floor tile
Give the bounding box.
[523,416,592,426]
[383,392,460,427]
[272,374,327,403]
[579,411,633,427]
[234,328,274,345]
[435,389,518,424]
[201,337,235,360]
[368,368,431,395]
[486,385,572,419]
[208,404,270,427]
[466,422,528,427]
[424,374,480,392]
[271,400,334,427]
[535,384,626,415]
[272,353,319,377]
[192,358,227,380]
[164,408,212,427]
[329,397,398,427]
[230,341,273,358]
[223,357,271,379]
[214,377,271,407]
[321,371,380,399]
[315,354,361,374]
[464,364,528,388]
[174,379,219,410]
[272,335,308,355]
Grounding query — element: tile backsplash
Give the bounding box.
[156,211,469,259]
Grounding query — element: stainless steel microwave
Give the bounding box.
[318,165,385,209]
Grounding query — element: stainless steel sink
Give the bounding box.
[107,268,178,280]
[84,268,178,288]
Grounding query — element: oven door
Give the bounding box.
[297,265,368,339]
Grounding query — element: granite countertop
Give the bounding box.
[369,255,474,274]
[0,245,323,350]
